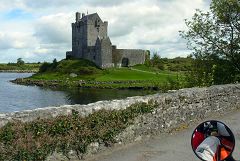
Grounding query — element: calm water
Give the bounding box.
[0,73,154,113]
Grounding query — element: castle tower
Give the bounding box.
[70,12,111,67]
[66,12,146,68]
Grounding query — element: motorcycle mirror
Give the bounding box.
[191,120,235,161]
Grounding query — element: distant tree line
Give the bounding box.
[39,59,58,73]
[145,52,192,72]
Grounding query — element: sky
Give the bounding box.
[0,0,211,63]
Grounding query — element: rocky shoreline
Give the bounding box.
[11,78,62,88]
[11,78,161,89]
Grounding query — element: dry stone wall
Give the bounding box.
[1,84,240,160]
[116,84,240,144]
[0,84,239,131]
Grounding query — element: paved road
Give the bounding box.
[86,109,240,161]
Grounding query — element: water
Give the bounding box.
[0,73,155,113]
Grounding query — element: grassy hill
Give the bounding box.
[30,59,178,83]
[161,57,192,71]
[31,59,103,80]
[8,58,187,90]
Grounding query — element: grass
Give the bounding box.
[0,63,41,71]
[0,101,158,161]
[131,64,160,73]
[97,68,177,81]
[54,59,100,73]
[31,59,178,82]
[161,57,192,71]
[13,59,186,90]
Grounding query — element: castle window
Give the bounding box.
[95,20,98,27]
[93,55,96,60]
[95,19,100,28]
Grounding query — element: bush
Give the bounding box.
[37,59,100,76]
[0,101,158,160]
[185,58,238,87]
[78,67,96,75]
[39,62,51,73]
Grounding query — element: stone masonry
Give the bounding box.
[66,12,146,68]
[1,84,240,129]
[0,84,240,159]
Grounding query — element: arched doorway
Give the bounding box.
[121,58,129,67]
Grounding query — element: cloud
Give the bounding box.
[23,0,71,9]
[0,1,24,11]
[4,9,33,20]
[34,13,72,44]
[104,0,209,58]
[85,0,134,7]
[0,32,36,50]
[30,47,66,62]
[22,0,133,9]
[0,0,211,62]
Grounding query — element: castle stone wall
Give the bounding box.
[72,21,87,58]
[100,37,114,68]
[86,14,107,47]
[113,49,146,67]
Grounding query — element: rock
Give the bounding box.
[70,73,78,77]
[87,142,100,154]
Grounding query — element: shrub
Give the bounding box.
[78,67,96,75]
[0,101,158,160]
[39,62,51,73]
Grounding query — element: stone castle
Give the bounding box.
[66,12,146,68]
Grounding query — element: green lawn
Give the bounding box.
[0,63,41,71]
[96,68,177,81]
[131,64,159,73]
[31,67,178,82]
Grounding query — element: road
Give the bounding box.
[86,109,240,161]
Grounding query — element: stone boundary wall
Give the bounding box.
[1,84,240,160]
[117,83,240,143]
[0,84,239,130]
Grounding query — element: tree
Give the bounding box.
[52,58,58,69]
[180,0,240,85]
[17,58,24,66]
[151,53,164,70]
[39,62,51,73]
